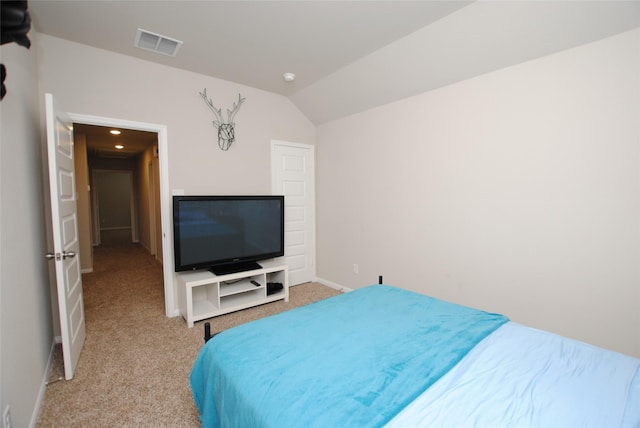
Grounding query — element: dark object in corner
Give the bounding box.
[204,322,217,343]
[1,0,32,100]
[204,322,211,343]
[266,282,283,295]
[0,65,6,100]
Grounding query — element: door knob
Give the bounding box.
[62,251,76,259]
[45,251,76,260]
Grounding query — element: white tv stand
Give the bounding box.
[177,261,289,328]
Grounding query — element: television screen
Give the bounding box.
[173,195,284,274]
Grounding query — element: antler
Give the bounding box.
[227,93,246,124]
[199,88,224,128]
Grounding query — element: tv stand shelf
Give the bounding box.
[177,261,288,328]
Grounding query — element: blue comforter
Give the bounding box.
[190,285,508,428]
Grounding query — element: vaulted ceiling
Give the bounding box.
[29,1,640,125]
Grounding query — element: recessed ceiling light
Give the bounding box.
[283,72,296,82]
[115,144,124,150]
[110,129,121,135]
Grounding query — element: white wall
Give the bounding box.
[36,34,316,315]
[1,36,56,427]
[36,34,316,196]
[317,29,640,357]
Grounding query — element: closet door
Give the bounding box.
[271,141,315,285]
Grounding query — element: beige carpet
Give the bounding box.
[37,243,341,427]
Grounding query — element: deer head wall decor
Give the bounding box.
[199,89,246,151]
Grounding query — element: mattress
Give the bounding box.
[190,284,640,428]
[191,285,508,427]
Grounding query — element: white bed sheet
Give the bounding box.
[385,322,640,428]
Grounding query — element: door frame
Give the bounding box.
[68,113,176,317]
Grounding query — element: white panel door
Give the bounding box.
[45,93,86,380]
[271,141,315,285]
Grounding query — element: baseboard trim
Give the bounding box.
[315,277,353,293]
[30,339,58,428]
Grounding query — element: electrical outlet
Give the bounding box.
[353,264,359,274]
[3,405,11,428]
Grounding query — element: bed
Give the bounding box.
[190,284,640,428]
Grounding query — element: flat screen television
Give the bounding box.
[173,195,285,275]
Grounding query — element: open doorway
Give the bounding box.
[74,123,162,264]
[69,120,175,318]
[69,113,179,317]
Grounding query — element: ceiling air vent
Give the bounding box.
[134,28,182,57]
